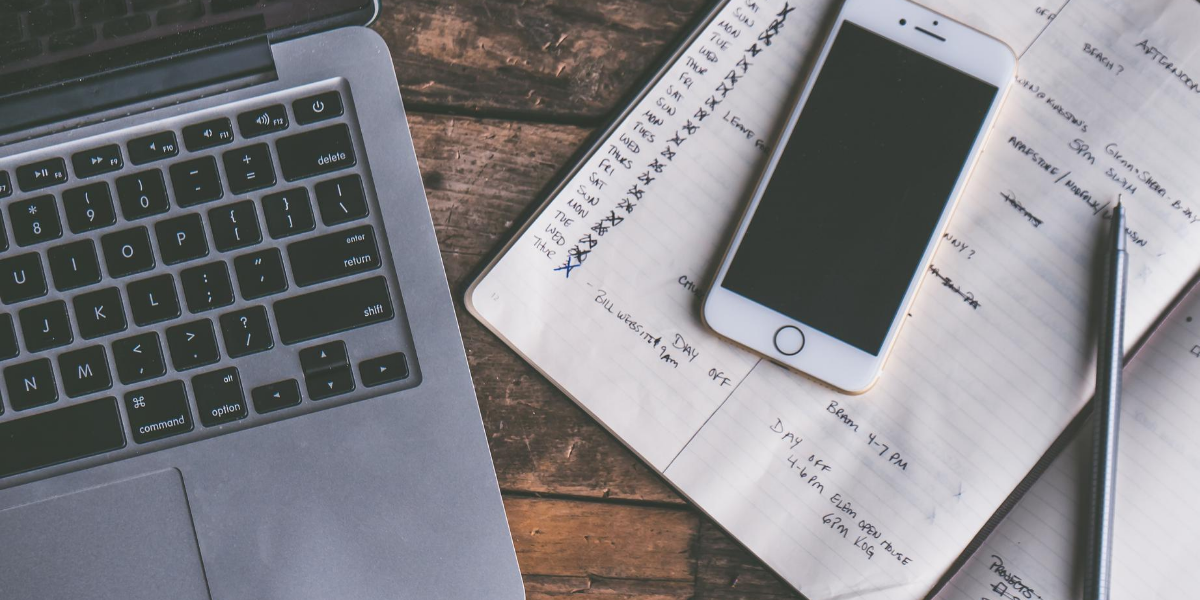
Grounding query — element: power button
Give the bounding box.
[773,326,805,356]
[293,91,345,125]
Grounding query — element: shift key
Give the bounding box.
[288,225,381,287]
[274,276,393,344]
[276,124,356,182]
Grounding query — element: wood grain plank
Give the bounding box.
[505,496,698,588]
[410,113,686,503]
[373,0,710,120]
[694,520,802,599]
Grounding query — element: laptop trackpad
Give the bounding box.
[0,469,210,600]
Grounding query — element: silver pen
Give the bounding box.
[1085,201,1127,600]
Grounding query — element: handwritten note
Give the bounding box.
[467,0,1200,597]
[939,246,1200,600]
[934,1,1200,598]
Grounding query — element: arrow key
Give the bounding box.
[360,352,409,387]
[252,379,300,414]
[305,366,354,401]
[298,340,347,377]
[112,331,166,385]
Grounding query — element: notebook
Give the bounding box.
[465,0,1200,597]
[936,281,1200,600]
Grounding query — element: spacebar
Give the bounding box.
[0,398,126,479]
[274,276,394,344]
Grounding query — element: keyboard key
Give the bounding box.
[80,0,127,24]
[72,145,123,179]
[127,131,178,165]
[166,319,219,371]
[293,91,344,125]
[251,379,300,414]
[182,117,234,152]
[212,0,254,14]
[29,3,74,36]
[262,188,315,239]
[0,314,18,361]
[180,261,233,313]
[58,345,113,398]
[276,124,356,181]
[222,143,276,195]
[48,27,98,52]
[299,341,347,377]
[360,352,409,387]
[112,331,165,384]
[5,358,57,410]
[219,305,272,358]
[101,226,155,277]
[74,287,127,339]
[288,225,380,287]
[156,0,204,25]
[132,0,181,9]
[315,174,368,226]
[0,171,11,198]
[103,13,151,38]
[16,157,68,192]
[0,40,41,66]
[233,248,287,300]
[9,194,63,246]
[0,397,125,479]
[306,366,354,401]
[170,156,223,207]
[116,170,170,220]
[19,300,72,352]
[208,200,261,252]
[0,14,20,40]
[47,239,101,291]
[125,380,192,443]
[127,273,180,326]
[237,104,288,138]
[155,213,208,265]
[274,276,393,345]
[193,367,246,427]
[0,253,47,304]
[62,182,117,233]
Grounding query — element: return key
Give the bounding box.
[288,225,381,287]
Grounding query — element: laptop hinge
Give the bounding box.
[0,37,276,140]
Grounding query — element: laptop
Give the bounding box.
[0,1,524,598]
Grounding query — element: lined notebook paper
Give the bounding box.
[936,1,1200,598]
[466,0,1200,597]
[938,263,1200,600]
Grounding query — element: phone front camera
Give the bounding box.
[933,20,939,26]
[899,18,907,25]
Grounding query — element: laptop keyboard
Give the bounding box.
[0,82,419,482]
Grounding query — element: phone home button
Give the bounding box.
[773,326,805,356]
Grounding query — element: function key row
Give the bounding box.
[1,90,346,193]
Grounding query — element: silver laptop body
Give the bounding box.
[0,2,523,598]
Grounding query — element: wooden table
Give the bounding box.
[371,0,802,597]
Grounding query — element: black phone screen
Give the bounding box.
[721,20,999,356]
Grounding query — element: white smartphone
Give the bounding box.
[703,0,1015,394]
